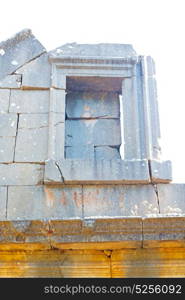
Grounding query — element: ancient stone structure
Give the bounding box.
[0,29,185,277]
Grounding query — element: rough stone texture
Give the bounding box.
[65,119,121,147]
[157,183,185,214]
[44,159,64,184]
[7,186,83,220]
[50,43,137,58]
[150,159,172,183]
[17,53,51,88]
[0,75,21,89]
[66,91,120,119]
[0,164,44,185]
[0,113,17,137]
[15,114,48,162]
[143,217,185,247]
[0,187,7,220]
[0,29,46,80]
[0,89,10,113]
[95,146,121,160]
[65,145,94,159]
[9,90,49,113]
[53,159,150,184]
[0,137,15,162]
[83,185,159,218]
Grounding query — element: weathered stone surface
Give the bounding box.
[0,75,21,89]
[0,187,7,220]
[0,137,15,162]
[0,113,17,137]
[150,159,172,183]
[65,119,121,147]
[50,43,137,58]
[15,114,48,162]
[7,186,83,220]
[17,53,51,88]
[95,146,121,160]
[83,185,159,218]
[9,90,49,113]
[157,183,185,214]
[44,159,63,184]
[0,164,44,185]
[0,89,10,113]
[66,92,120,119]
[65,145,94,159]
[52,159,150,184]
[0,29,46,80]
[143,217,185,247]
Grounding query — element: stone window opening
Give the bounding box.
[65,76,124,160]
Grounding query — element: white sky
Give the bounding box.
[0,0,185,182]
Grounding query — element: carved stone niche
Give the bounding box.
[44,44,172,184]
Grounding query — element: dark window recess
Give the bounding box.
[65,76,122,160]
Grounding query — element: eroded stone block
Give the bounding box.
[0,164,44,185]
[17,53,51,88]
[7,186,83,220]
[0,29,46,80]
[0,89,10,113]
[66,92,120,119]
[83,185,159,218]
[9,90,49,113]
[0,113,17,137]
[0,137,15,162]
[0,75,21,89]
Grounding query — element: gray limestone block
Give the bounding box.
[15,127,48,162]
[0,89,10,113]
[0,137,15,162]
[55,159,150,184]
[15,114,48,163]
[0,164,44,185]
[95,146,121,160]
[0,187,7,220]
[65,119,121,147]
[0,113,17,137]
[44,159,63,184]
[83,184,159,218]
[0,75,21,89]
[17,53,51,88]
[9,90,49,113]
[0,29,46,80]
[65,145,94,159]
[149,160,172,183]
[50,43,137,58]
[66,91,120,119]
[157,183,185,214]
[7,185,83,220]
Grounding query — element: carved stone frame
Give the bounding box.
[44,55,172,184]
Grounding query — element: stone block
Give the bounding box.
[53,159,150,184]
[7,185,83,220]
[14,114,48,162]
[143,217,185,247]
[0,75,21,89]
[9,90,49,113]
[149,160,172,183]
[44,159,63,184]
[95,146,121,160]
[0,164,44,185]
[17,53,51,88]
[0,89,10,113]
[83,185,159,218]
[0,29,46,80]
[65,145,94,159]
[0,187,7,220]
[65,119,121,146]
[157,183,185,214]
[0,137,15,162]
[0,113,17,137]
[66,91,120,119]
